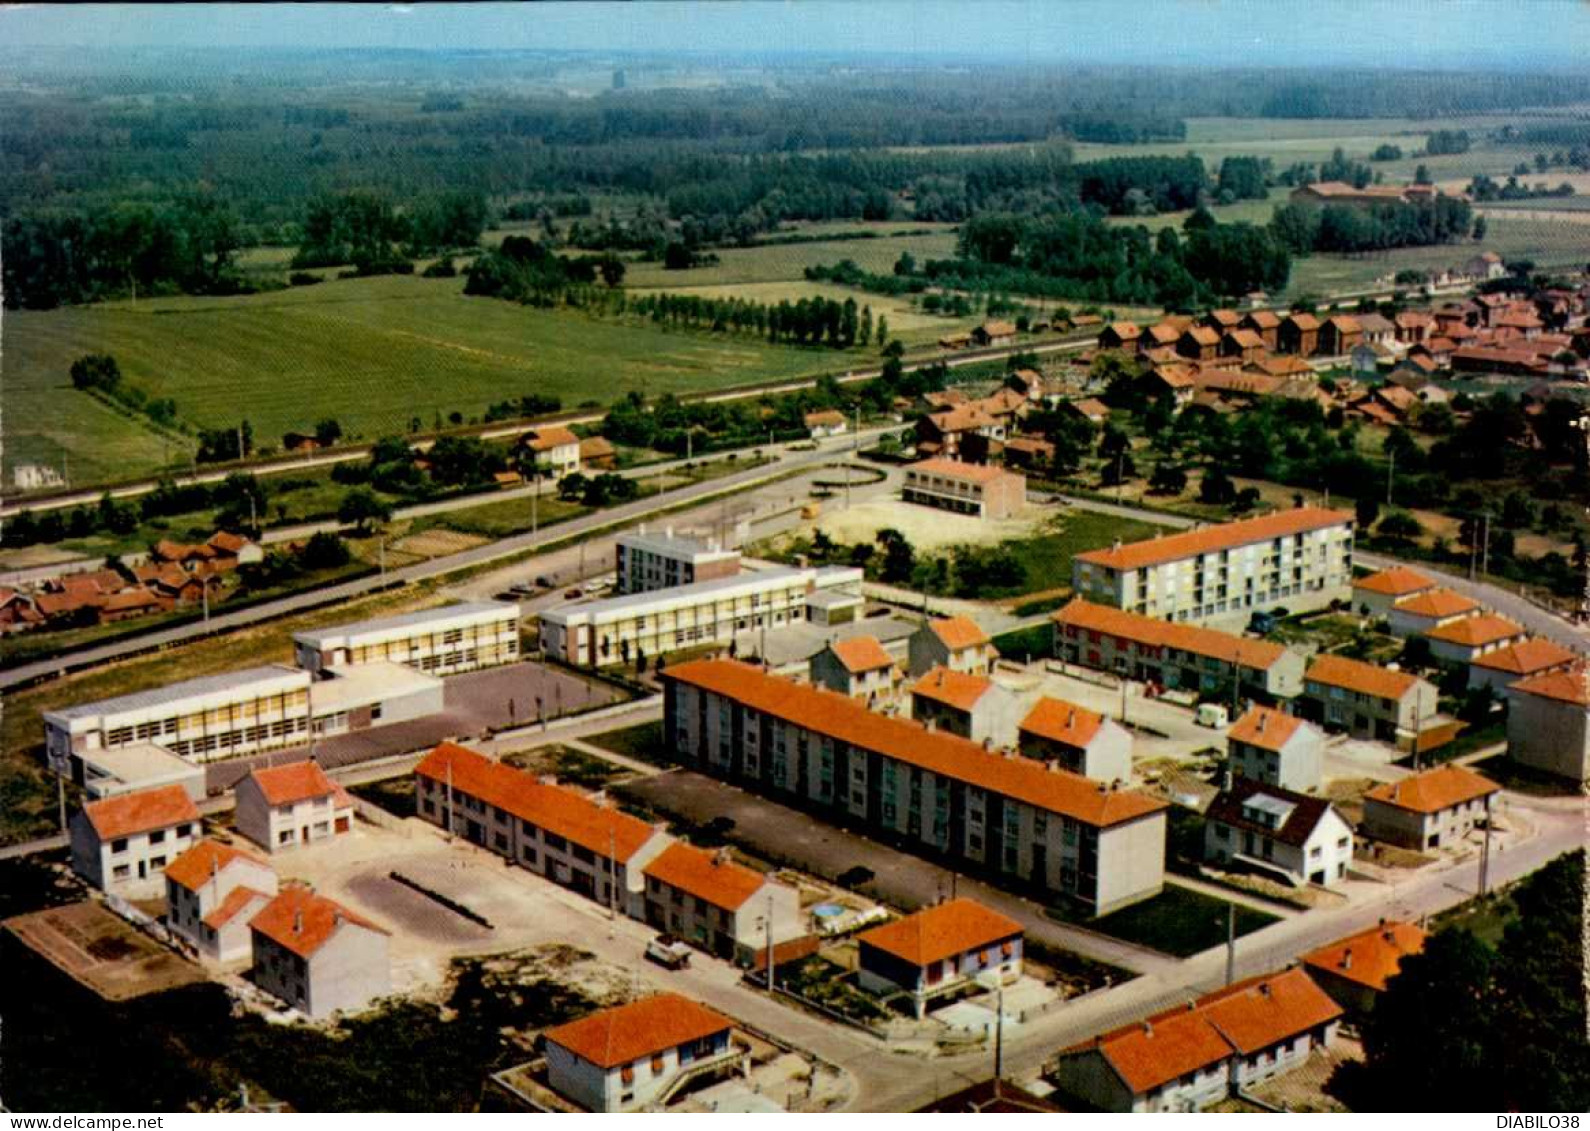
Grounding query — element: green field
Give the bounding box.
[1048,882,1280,957]
[621,230,958,288]
[3,273,888,483]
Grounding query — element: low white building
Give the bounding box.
[539,565,861,667]
[856,898,1024,1019]
[519,424,582,479]
[1385,588,1480,639]
[542,994,739,1113]
[248,883,391,1020]
[1504,666,1590,783]
[293,601,521,676]
[1361,764,1500,850]
[1017,698,1133,783]
[1467,638,1577,694]
[1204,780,1353,887]
[1351,566,1435,619]
[307,662,444,737]
[1424,614,1527,666]
[1226,705,1324,793]
[164,839,279,963]
[69,784,202,898]
[808,635,904,710]
[235,760,355,854]
[906,615,998,678]
[641,843,805,965]
[76,742,206,803]
[803,409,848,439]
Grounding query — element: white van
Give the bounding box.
[1195,703,1230,729]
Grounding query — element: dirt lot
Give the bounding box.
[4,901,206,1001]
[810,494,1049,553]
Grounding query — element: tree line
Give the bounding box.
[1269,196,1476,255]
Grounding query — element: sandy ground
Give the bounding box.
[814,497,1047,553]
[5,900,206,1001]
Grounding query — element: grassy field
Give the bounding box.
[627,279,958,346]
[993,510,1168,596]
[3,273,886,483]
[621,230,959,288]
[584,719,673,766]
[1048,882,1280,957]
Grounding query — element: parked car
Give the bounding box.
[565,588,583,599]
[508,581,537,597]
[1195,703,1230,729]
[645,935,693,970]
[581,578,608,595]
[534,575,554,588]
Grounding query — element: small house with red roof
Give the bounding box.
[69,783,202,897]
[1467,637,1577,694]
[809,635,903,709]
[248,883,390,1019]
[1351,566,1435,618]
[907,614,998,678]
[641,842,803,964]
[909,666,1032,748]
[1018,697,1132,783]
[1226,705,1324,794]
[1302,920,1428,1015]
[1386,587,1482,638]
[542,993,738,1112]
[1503,666,1590,783]
[857,898,1023,1018]
[1424,613,1527,666]
[164,838,279,963]
[235,760,355,854]
[518,423,583,478]
[1361,764,1499,850]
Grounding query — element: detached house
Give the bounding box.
[856,898,1024,1018]
[1361,764,1499,850]
[70,784,201,898]
[1226,705,1324,793]
[519,424,582,479]
[1352,566,1435,618]
[1468,637,1576,694]
[1503,666,1590,783]
[1017,697,1132,783]
[1278,313,1320,357]
[809,635,903,710]
[1424,614,1527,666]
[235,760,355,854]
[1386,587,1481,638]
[641,843,804,965]
[1317,315,1363,357]
[543,994,738,1113]
[164,838,279,963]
[1303,920,1429,1015]
[1239,310,1281,350]
[1204,779,1353,887]
[909,667,1031,748]
[248,883,390,1019]
[907,615,997,678]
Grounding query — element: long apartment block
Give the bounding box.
[1053,599,1306,702]
[661,658,1168,916]
[292,601,521,675]
[1071,507,1355,628]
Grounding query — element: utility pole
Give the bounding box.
[993,980,1005,1085]
[852,405,860,453]
[531,471,539,536]
[445,761,455,838]
[1481,511,1491,579]
[1225,902,1237,985]
[765,892,776,993]
[1478,793,1493,897]
[1410,683,1423,771]
[57,772,67,834]
[378,538,386,586]
[1115,449,1125,503]
[1386,446,1395,507]
[607,827,617,932]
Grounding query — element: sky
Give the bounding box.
[2,0,1587,70]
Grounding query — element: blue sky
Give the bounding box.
[1,1,1585,69]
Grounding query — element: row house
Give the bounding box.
[1386,587,1481,638]
[1300,654,1438,745]
[1467,637,1576,694]
[164,838,279,963]
[662,659,1169,916]
[1351,566,1436,618]
[1302,920,1429,1016]
[1424,613,1526,666]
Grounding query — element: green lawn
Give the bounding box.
[583,719,674,767]
[991,623,1054,662]
[976,510,1167,598]
[1048,882,1280,958]
[3,273,887,483]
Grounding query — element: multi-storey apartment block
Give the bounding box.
[615,528,741,594]
[292,601,521,675]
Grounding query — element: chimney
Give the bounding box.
[1066,708,1076,728]
[334,909,344,927]
[983,737,993,751]
[1142,1021,1153,1037]
[714,846,730,866]
[293,910,304,934]
[925,717,936,732]
[1257,711,1267,733]
[1047,760,1060,773]
[1341,948,1353,971]
[1259,982,1271,997]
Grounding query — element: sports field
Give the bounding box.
[3,273,881,483]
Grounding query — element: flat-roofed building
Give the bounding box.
[857,898,1024,1018]
[1204,780,1353,887]
[306,661,445,737]
[292,601,521,676]
[1017,698,1132,784]
[662,659,1169,915]
[615,527,742,594]
[809,636,903,709]
[1226,705,1324,793]
[164,839,279,963]
[1053,600,1306,702]
[1352,566,1436,617]
[641,843,804,964]
[901,459,1026,521]
[1504,667,1590,783]
[1054,967,1342,1113]
[1303,920,1429,1015]
[1424,614,1527,666]
[539,566,860,667]
[1300,654,1438,744]
[907,615,998,678]
[76,742,206,803]
[1361,764,1499,849]
[248,883,390,1019]
[45,665,313,771]
[1070,508,1355,628]
[235,760,355,854]
[1386,588,1481,638]
[413,742,671,917]
[1468,638,1577,694]
[70,784,202,898]
[543,994,738,1113]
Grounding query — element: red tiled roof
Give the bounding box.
[1084,1009,1233,1095]
[1306,653,1418,701]
[828,635,895,674]
[82,785,199,842]
[1227,705,1306,752]
[523,425,580,451]
[1353,567,1434,597]
[911,666,993,712]
[1069,397,1111,419]
[1425,614,1524,647]
[1472,638,1577,677]
[1184,326,1221,346]
[1285,312,1321,331]
[1364,764,1499,814]
[249,884,388,958]
[208,531,252,554]
[165,838,268,891]
[543,993,732,1070]
[858,898,1023,967]
[1074,508,1352,573]
[1506,663,1590,705]
[1054,599,1289,672]
[1303,921,1429,992]
[414,742,660,860]
[579,436,616,458]
[1225,329,1265,349]
[642,842,766,912]
[203,886,271,930]
[804,410,845,428]
[910,457,1009,485]
[1391,588,1479,619]
[246,760,346,807]
[1243,310,1281,329]
[1195,967,1344,1055]
[1019,697,1106,749]
[925,403,998,434]
[663,660,1165,828]
[927,615,991,651]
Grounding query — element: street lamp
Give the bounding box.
[976,969,1006,1091]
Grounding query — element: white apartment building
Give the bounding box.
[69,784,202,898]
[539,566,861,667]
[1226,705,1325,793]
[901,459,1027,521]
[615,528,741,594]
[1204,780,1353,887]
[1504,667,1590,783]
[45,665,313,771]
[543,994,739,1113]
[164,839,279,963]
[234,760,355,854]
[292,601,521,675]
[1071,507,1355,628]
[248,884,391,1020]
